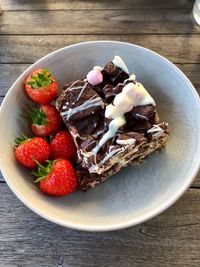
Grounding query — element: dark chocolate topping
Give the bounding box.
[102,62,129,86]
[103,62,120,77]
[72,114,102,137]
[103,83,124,103]
[125,105,157,132]
[56,80,104,122]
[80,136,97,152]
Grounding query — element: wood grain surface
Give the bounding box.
[0,0,200,266]
[0,0,194,10]
[1,35,200,64]
[0,10,198,34]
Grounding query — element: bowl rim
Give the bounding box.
[0,40,200,231]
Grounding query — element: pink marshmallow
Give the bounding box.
[87,69,103,86]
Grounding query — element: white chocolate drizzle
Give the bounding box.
[76,83,87,101]
[68,81,84,90]
[89,146,124,173]
[61,80,104,120]
[147,125,164,137]
[92,116,126,155]
[112,56,129,74]
[92,81,155,156]
[135,114,148,120]
[62,94,104,120]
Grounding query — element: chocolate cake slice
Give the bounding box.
[56,56,169,191]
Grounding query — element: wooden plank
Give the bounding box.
[0,184,199,266]
[1,35,200,64]
[0,64,28,95]
[0,10,198,35]
[0,0,194,11]
[193,173,200,187]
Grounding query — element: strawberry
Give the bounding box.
[50,131,77,161]
[14,136,50,169]
[33,159,77,196]
[27,104,62,137]
[25,68,58,104]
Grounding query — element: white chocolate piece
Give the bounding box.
[132,83,156,106]
[124,73,136,83]
[113,93,133,109]
[116,138,136,146]
[105,104,122,119]
[105,82,155,121]
[93,66,103,71]
[112,56,129,74]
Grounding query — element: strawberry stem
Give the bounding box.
[26,68,53,89]
[27,106,47,125]
[32,160,53,183]
[14,134,30,147]
[44,134,54,143]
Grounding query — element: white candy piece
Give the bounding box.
[112,56,129,74]
[105,104,121,119]
[113,93,133,110]
[116,138,136,146]
[93,66,103,71]
[132,83,156,106]
[105,82,155,121]
[123,82,137,99]
[125,73,136,82]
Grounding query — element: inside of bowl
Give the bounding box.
[0,41,200,230]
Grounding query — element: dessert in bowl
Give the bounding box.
[0,41,200,231]
[56,56,169,190]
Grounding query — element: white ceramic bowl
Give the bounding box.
[0,41,200,231]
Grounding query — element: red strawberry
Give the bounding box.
[15,136,50,169]
[25,68,58,104]
[27,104,62,137]
[33,159,77,196]
[50,131,77,161]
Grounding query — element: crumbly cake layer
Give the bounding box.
[76,132,168,191]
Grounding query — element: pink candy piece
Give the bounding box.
[87,69,103,86]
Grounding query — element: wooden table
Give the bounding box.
[0,1,200,266]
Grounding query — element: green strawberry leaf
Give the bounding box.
[26,68,54,89]
[44,134,54,143]
[14,134,30,147]
[27,107,47,125]
[32,160,54,183]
